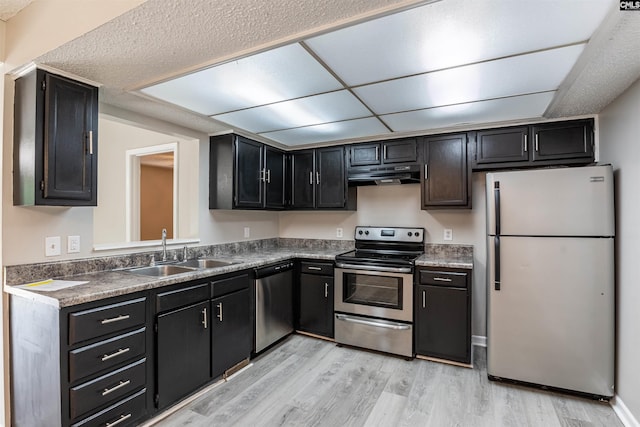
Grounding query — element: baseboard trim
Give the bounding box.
[472,335,487,347]
[611,395,640,427]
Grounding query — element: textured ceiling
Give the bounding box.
[0,0,32,21]
[30,0,640,146]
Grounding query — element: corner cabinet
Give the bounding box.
[415,268,472,365]
[13,68,98,206]
[209,134,285,210]
[473,119,594,170]
[421,133,471,209]
[290,147,355,210]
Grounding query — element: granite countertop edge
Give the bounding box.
[5,245,474,309]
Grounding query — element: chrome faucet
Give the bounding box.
[183,246,188,261]
[161,228,168,262]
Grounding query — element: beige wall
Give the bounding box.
[598,77,640,424]
[280,175,488,337]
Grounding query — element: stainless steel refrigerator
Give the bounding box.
[486,165,615,398]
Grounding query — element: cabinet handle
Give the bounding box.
[316,172,320,185]
[375,146,379,161]
[101,347,130,362]
[266,169,271,184]
[424,164,428,180]
[422,290,426,309]
[106,413,132,427]
[535,134,539,152]
[260,168,265,182]
[383,145,387,160]
[324,283,328,298]
[102,380,130,396]
[217,303,223,322]
[309,171,313,185]
[523,134,528,152]
[101,314,130,325]
[433,277,452,282]
[202,307,208,329]
[307,266,322,271]
[88,131,94,155]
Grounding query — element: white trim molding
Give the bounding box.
[611,395,640,427]
[472,335,487,347]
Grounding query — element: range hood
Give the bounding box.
[347,164,421,186]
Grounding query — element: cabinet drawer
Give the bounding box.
[156,282,210,313]
[69,328,146,383]
[212,273,249,298]
[70,358,146,421]
[71,388,146,427]
[300,262,334,275]
[69,298,146,345]
[419,271,467,288]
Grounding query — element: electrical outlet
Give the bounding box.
[68,235,80,253]
[45,236,61,257]
[336,227,343,238]
[244,227,250,238]
[443,229,453,241]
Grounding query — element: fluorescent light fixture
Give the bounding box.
[260,117,389,146]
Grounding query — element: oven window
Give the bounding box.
[343,273,403,310]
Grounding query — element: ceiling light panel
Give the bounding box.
[212,90,372,133]
[381,92,555,132]
[305,0,612,86]
[260,117,390,146]
[140,43,343,116]
[354,44,584,115]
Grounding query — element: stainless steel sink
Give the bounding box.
[127,264,198,277]
[178,259,238,269]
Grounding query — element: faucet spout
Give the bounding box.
[161,228,167,262]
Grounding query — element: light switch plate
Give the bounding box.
[443,229,453,241]
[244,227,250,238]
[45,236,61,257]
[68,235,80,253]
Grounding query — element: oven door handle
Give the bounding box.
[334,262,412,274]
[335,314,411,330]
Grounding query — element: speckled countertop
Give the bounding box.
[4,239,473,309]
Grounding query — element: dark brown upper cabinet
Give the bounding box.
[473,119,594,170]
[349,138,418,167]
[13,68,98,206]
[209,134,285,210]
[422,133,471,209]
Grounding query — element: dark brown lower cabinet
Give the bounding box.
[415,269,471,364]
[156,300,211,409]
[211,288,251,378]
[298,274,334,338]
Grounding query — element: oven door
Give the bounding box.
[334,264,413,322]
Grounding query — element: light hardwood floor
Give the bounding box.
[151,334,622,427]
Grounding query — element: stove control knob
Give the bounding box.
[358,230,363,235]
[414,232,420,238]
[407,232,413,237]
[365,230,369,235]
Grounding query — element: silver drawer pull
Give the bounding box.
[101,347,130,362]
[336,314,410,330]
[102,380,130,396]
[307,266,322,271]
[433,277,452,282]
[106,413,132,427]
[101,314,130,325]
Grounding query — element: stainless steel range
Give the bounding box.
[334,226,425,358]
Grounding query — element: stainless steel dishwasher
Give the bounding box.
[254,261,294,353]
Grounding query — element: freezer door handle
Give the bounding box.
[494,235,501,291]
[494,181,501,235]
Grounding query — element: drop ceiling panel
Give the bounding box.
[212,90,372,133]
[354,44,585,115]
[140,43,343,116]
[381,92,555,132]
[260,117,390,146]
[305,0,612,86]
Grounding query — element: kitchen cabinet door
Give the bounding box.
[156,301,210,409]
[415,284,470,364]
[382,138,418,164]
[290,150,315,208]
[316,146,346,209]
[14,68,98,206]
[531,119,594,163]
[298,274,334,338]
[264,146,286,209]
[422,133,471,209]
[475,127,529,166]
[349,143,380,167]
[211,288,251,379]
[234,137,264,208]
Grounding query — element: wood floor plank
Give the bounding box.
[152,335,623,427]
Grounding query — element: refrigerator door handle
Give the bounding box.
[494,236,501,291]
[494,181,501,235]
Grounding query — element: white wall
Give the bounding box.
[280,174,488,337]
[598,77,640,424]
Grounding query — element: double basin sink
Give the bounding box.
[127,258,238,277]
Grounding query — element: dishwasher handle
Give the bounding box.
[254,262,294,279]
